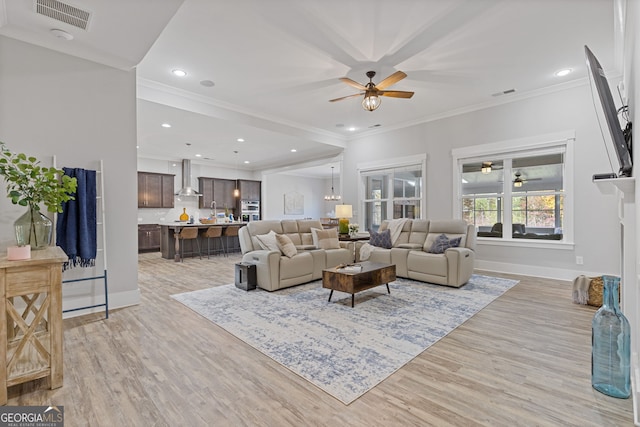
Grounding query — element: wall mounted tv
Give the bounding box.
[585,45,633,178]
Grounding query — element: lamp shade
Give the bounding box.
[335,204,353,218]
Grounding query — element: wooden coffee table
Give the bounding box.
[322,261,396,307]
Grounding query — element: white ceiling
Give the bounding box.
[0,0,620,177]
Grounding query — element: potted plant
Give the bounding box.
[0,141,77,249]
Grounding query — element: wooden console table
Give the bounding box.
[0,246,67,404]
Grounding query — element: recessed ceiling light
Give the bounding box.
[290,149,297,152]
[348,127,357,132]
[244,160,250,164]
[200,80,215,87]
[555,68,572,77]
[195,154,202,157]
[237,138,245,142]
[172,69,187,77]
[161,123,171,128]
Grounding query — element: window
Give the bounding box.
[359,156,426,232]
[453,132,574,244]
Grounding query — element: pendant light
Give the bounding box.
[233,150,240,197]
[324,166,341,201]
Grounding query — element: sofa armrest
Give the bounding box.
[444,247,475,287]
[339,241,353,250]
[242,250,281,291]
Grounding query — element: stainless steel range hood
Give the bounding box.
[176,159,201,197]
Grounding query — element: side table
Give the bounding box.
[0,246,67,405]
[338,234,370,262]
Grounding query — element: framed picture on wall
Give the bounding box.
[284,192,304,215]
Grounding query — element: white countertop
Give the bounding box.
[158,221,248,227]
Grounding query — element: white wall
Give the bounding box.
[0,36,139,315]
[343,83,621,280]
[622,0,640,420]
[262,173,327,220]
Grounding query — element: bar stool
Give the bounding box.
[204,226,226,258]
[177,227,201,262]
[223,225,241,254]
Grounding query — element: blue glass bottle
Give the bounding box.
[591,275,631,398]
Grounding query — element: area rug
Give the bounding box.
[171,274,518,404]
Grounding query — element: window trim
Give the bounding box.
[452,130,575,247]
[357,154,428,227]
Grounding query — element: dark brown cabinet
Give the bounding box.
[138,224,161,252]
[138,172,174,208]
[238,180,261,201]
[198,177,237,212]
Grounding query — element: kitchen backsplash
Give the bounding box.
[137,198,204,224]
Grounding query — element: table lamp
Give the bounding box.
[335,204,353,235]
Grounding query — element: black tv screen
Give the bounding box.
[585,45,632,177]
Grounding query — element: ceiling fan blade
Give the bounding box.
[375,71,407,90]
[329,93,364,102]
[523,178,543,181]
[379,90,414,98]
[339,77,367,91]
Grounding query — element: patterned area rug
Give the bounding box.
[172,274,518,404]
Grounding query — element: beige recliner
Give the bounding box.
[368,219,476,287]
[238,219,354,291]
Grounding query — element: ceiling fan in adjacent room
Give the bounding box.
[329,70,414,111]
[512,172,541,187]
[480,161,504,174]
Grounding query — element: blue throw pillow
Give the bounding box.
[369,229,392,249]
[429,234,462,254]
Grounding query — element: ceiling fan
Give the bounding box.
[513,171,542,187]
[480,161,504,174]
[329,70,414,111]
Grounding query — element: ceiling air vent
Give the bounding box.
[491,88,516,97]
[35,0,92,30]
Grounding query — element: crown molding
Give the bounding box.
[348,77,592,141]
[137,78,348,148]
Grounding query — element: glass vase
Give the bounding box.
[591,275,631,398]
[14,206,53,250]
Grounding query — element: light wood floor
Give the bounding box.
[6,251,634,426]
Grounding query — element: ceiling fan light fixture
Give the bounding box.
[513,180,523,188]
[481,162,492,174]
[362,94,381,111]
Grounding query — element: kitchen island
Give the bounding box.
[159,222,247,261]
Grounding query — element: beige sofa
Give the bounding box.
[367,219,476,287]
[238,219,354,291]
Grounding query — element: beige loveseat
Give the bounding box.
[367,219,476,287]
[238,219,354,291]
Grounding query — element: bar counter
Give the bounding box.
[159,222,247,261]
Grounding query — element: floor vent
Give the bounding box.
[35,0,92,30]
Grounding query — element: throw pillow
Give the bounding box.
[256,230,281,253]
[276,234,297,258]
[369,229,392,249]
[310,227,323,247]
[314,228,340,250]
[429,233,462,254]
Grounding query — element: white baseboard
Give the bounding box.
[62,289,141,319]
[475,259,606,282]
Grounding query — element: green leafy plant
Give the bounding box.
[0,141,77,213]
